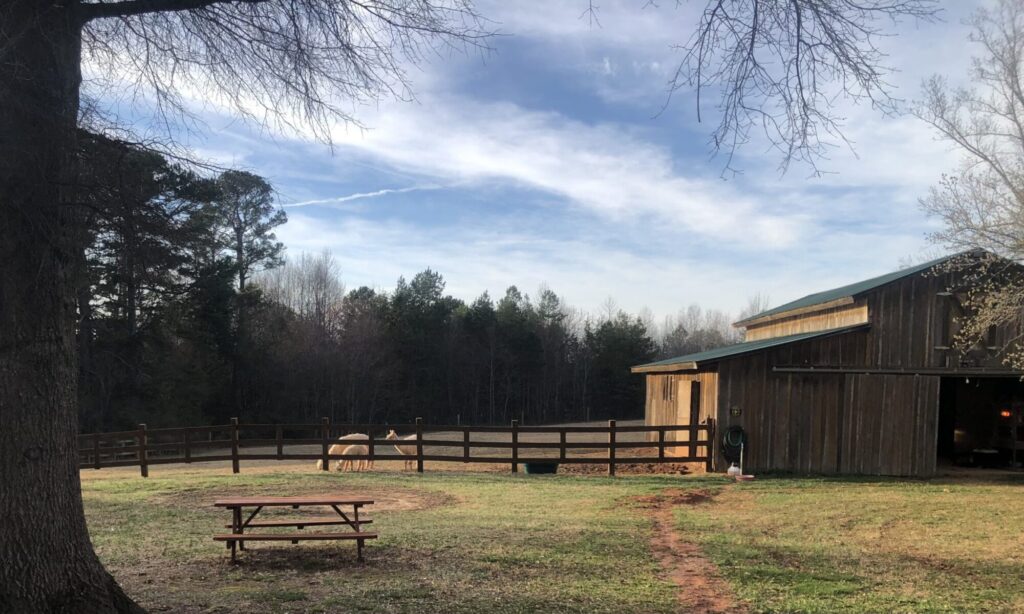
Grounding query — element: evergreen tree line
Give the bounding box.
[76,138,744,432]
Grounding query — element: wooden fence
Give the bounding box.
[78,417,716,477]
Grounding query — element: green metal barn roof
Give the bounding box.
[631,324,868,373]
[734,253,962,326]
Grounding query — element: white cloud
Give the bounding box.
[119,0,989,318]
[319,95,810,249]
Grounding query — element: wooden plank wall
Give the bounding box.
[840,374,940,476]
[644,372,718,460]
[744,302,869,341]
[865,271,947,368]
[742,267,1023,368]
[647,266,1024,477]
[861,269,1020,369]
[718,354,843,473]
[716,331,941,476]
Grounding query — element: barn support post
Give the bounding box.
[138,423,148,478]
[511,419,519,473]
[320,417,330,472]
[608,419,616,477]
[415,417,424,473]
[231,417,240,474]
[705,418,716,473]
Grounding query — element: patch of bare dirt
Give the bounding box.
[111,535,438,614]
[158,484,452,513]
[559,447,710,476]
[560,462,698,476]
[637,488,746,614]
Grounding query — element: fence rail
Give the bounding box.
[78,417,716,477]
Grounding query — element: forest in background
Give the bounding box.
[77,137,753,432]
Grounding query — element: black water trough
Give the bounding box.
[524,462,558,474]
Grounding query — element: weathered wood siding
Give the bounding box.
[717,344,848,474]
[744,302,869,341]
[642,264,1023,477]
[864,270,948,368]
[839,374,940,475]
[716,333,942,476]
[861,269,1016,369]
[644,372,718,459]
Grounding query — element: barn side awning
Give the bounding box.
[630,324,869,374]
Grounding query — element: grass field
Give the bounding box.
[82,466,694,613]
[81,465,1024,613]
[674,473,1024,613]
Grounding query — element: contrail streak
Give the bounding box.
[282,185,438,208]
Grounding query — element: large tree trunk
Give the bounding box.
[0,3,143,612]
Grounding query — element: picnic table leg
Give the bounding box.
[233,507,246,551]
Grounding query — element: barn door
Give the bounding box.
[675,380,701,457]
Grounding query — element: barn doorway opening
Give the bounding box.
[938,377,1024,469]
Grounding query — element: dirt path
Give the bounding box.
[636,489,746,614]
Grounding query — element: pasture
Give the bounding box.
[82,464,1024,613]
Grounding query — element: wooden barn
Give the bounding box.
[633,252,1024,477]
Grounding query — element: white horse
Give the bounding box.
[338,443,370,472]
[385,429,418,470]
[315,432,368,470]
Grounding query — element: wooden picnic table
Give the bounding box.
[212,495,377,562]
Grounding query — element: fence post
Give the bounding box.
[230,417,240,474]
[93,432,101,470]
[559,430,567,463]
[608,419,616,477]
[321,417,330,472]
[705,418,716,473]
[184,428,191,464]
[415,417,424,473]
[368,427,375,468]
[511,419,519,473]
[463,428,470,464]
[658,428,665,462]
[276,425,283,460]
[138,424,148,478]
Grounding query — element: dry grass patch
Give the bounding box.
[673,475,1024,613]
[83,468,709,613]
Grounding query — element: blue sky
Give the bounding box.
[129,1,984,322]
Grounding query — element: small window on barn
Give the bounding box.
[986,325,999,351]
[935,291,964,350]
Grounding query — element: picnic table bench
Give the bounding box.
[213,495,377,562]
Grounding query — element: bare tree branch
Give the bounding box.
[81,0,494,140]
[660,0,939,175]
[80,0,263,22]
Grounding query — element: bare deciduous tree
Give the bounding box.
[737,292,772,323]
[0,2,488,611]
[916,0,1024,367]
